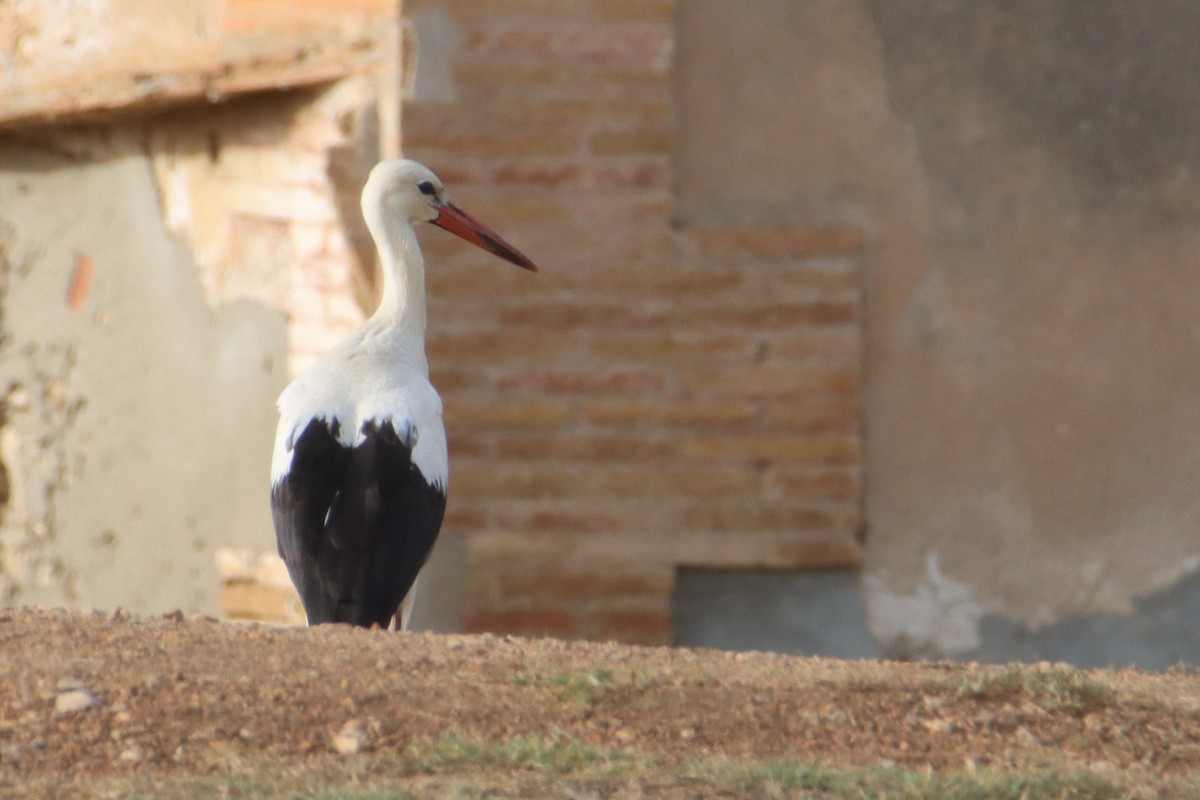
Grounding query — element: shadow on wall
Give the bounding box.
[672,569,1200,670]
[673,569,884,660]
[972,569,1200,671]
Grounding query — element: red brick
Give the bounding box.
[682,434,858,464]
[583,464,760,497]
[592,0,674,23]
[496,369,666,395]
[570,265,744,294]
[402,129,581,158]
[405,97,668,139]
[496,433,675,461]
[467,531,581,563]
[463,608,575,637]
[583,332,757,363]
[429,367,491,393]
[446,433,493,459]
[683,504,859,534]
[452,61,575,89]
[585,400,757,425]
[588,159,672,189]
[426,261,571,296]
[496,508,625,534]
[773,538,862,569]
[447,196,574,226]
[496,570,673,600]
[578,65,672,92]
[460,24,672,68]
[669,531,860,569]
[589,129,674,155]
[443,399,574,427]
[557,192,674,228]
[685,365,859,399]
[671,300,861,329]
[765,400,860,433]
[493,160,674,192]
[428,331,575,364]
[452,462,575,499]
[692,227,865,259]
[768,330,862,360]
[576,608,671,644]
[764,467,861,502]
[770,263,863,293]
[442,507,489,531]
[490,160,585,187]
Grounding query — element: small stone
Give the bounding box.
[56,689,98,714]
[921,718,951,734]
[331,720,370,755]
[0,744,20,765]
[1015,725,1041,747]
[55,679,99,714]
[162,609,185,623]
[111,608,131,622]
[118,745,142,763]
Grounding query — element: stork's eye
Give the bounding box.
[417,181,437,196]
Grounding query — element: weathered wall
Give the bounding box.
[0,1,398,617]
[862,1,1200,658]
[402,0,864,645]
[0,136,285,612]
[0,0,395,126]
[676,0,1200,662]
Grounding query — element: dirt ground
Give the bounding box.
[2,608,1199,799]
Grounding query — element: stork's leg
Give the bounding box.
[394,577,419,631]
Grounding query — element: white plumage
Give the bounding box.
[270,159,537,630]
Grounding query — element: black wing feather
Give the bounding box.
[271,418,447,628]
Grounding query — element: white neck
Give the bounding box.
[363,203,427,335]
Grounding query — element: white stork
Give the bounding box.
[270,159,537,630]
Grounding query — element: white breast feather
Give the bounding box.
[270,332,448,490]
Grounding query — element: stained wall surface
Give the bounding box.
[0,0,395,618]
[0,139,285,613]
[676,0,1200,660]
[862,1,1200,657]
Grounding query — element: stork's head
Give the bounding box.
[362,159,538,271]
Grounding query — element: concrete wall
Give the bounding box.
[675,0,1200,664]
[862,0,1200,659]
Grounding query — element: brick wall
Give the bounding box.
[402,0,864,645]
[146,81,380,375]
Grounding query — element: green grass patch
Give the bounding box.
[111,734,651,800]
[105,745,1180,800]
[954,666,1116,714]
[689,757,1141,799]
[406,732,653,774]
[511,665,656,705]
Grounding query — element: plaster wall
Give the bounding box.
[0,138,285,614]
[675,0,1200,659]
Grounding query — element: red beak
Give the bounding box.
[431,202,539,271]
